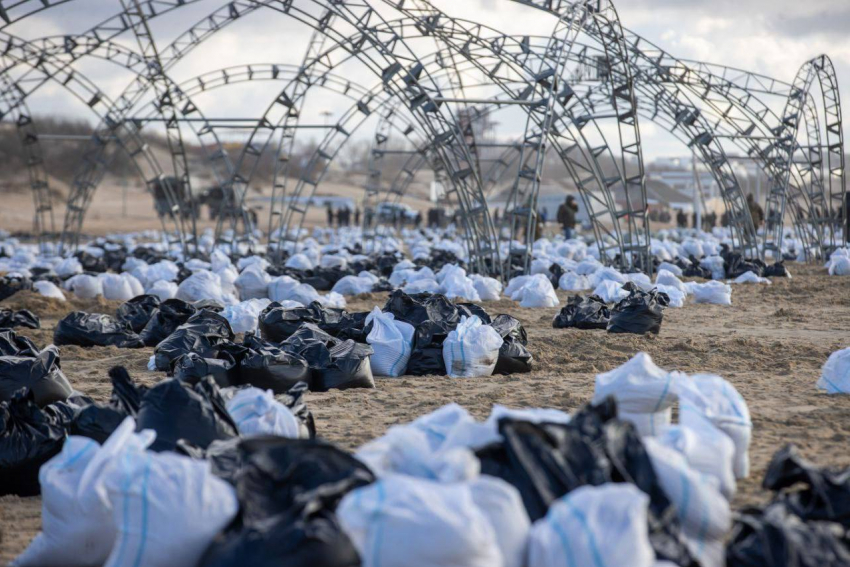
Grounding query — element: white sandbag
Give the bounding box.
[471,275,503,301]
[14,419,154,567]
[147,280,178,301]
[827,248,850,276]
[575,258,603,275]
[268,275,300,303]
[122,273,144,297]
[65,274,103,299]
[234,264,271,299]
[338,475,502,567]
[593,352,677,437]
[225,386,302,438]
[690,280,732,305]
[33,280,65,301]
[558,271,590,292]
[332,275,374,295]
[319,291,347,309]
[732,271,771,285]
[469,476,530,567]
[588,266,627,288]
[592,280,630,303]
[441,272,480,302]
[221,298,271,334]
[176,270,231,305]
[103,449,238,567]
[287,283,322,306]
[54,257,83,277]
[658,261,683,277]
[644,439,731,543]
[656,269,688,293]
[366,307,415,377]
[658,421,737,500]
[816,347,850,394]
[98,273,135,301]
[210,249,232,272]
[443,316,505,378]
[320,254,348,270]
[236,255,269,272]
[626,272,654,292]
[518,274,559,308]
[700,256,726,280]
[527,484,655,567]
[284,253,313,270]
[678,373,752,479]
[356,425,480,482]
[504,275,531,298]
[655,284,686,308]
[145,260,180,285]
[404,278,441,294]
[215,265,239,296]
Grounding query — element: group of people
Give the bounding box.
[326,205,360,228]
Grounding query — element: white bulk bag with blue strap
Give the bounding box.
[592,352,677,437]
[103,444,238,567]
[816,347,850,394]
[657,424,737,500]
[443,315,505,378]
[366,307,415,377]
[678,373,752,478]
[527,484,656,567]
[337,475,503,567]
[644,439,731,567]
[14,419,154,567]
[225,387,302,438]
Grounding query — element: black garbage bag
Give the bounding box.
[553,294,611,330]
[331,311,371,343]
[115,294,161,333]
[259,302,328,343]
[153,310,234,371]
[73,250,107,273]
[234,334,312,393]
[0,345,73,407]
[763,444,850,527]
[54,312,145,348]
[280,323,340,371]
[193,298,226,312]
[457,303,492,324]
[200,437,374,567]
[0,274,32,302]
[138,298,197,347]
[69,367,147,443]
[607,284,669,335]
[0,392,68,496]
[314,340,375,392]
[202,507,360,567]
[172,350,238,388]
[406,319,454,376]
[0,329,39,357]
[724,252,765,279]
[383,290,460,327]
[681,256,712,279]
[135,376,238,452]
[476,398,695,566]
[0,308,40,330]
[46,393,95,429]
[726,502,850,567]
[490,314,533,374]
[177,436,244,485]
[764,261,791,278]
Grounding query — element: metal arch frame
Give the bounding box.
[0,0,843,265]
[0,57,54,250]
[0,30,240,252]
[386,1,645,269]
[8,0,500,271]
[763,55,846,256]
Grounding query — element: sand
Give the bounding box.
[1,264,849,562]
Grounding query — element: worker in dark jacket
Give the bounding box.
[747,193,764,229]
[557,195,579,240]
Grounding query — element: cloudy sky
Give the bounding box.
[9,0,850,161]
